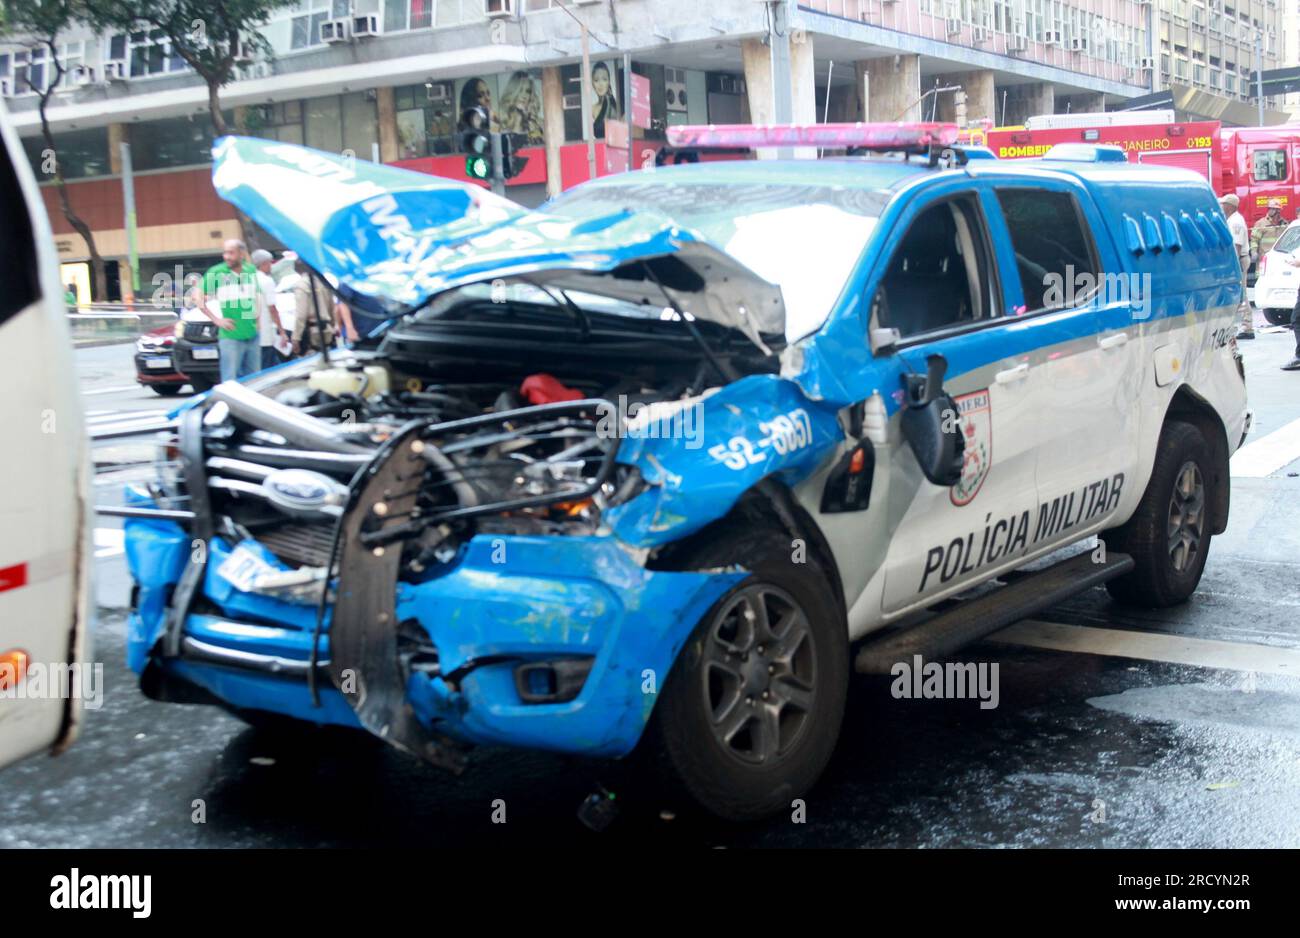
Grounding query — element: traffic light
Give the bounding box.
[461,106,490,180]
[501,132,529,180]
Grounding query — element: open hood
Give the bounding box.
[211,136,785,345]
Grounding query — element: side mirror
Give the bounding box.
[869,327,901,355]
[900,354,965,487]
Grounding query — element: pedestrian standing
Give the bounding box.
[1221,194,1254,340]
[250,248,289,370]
[196,239,262,382]
[291,261,340,355]
[1250,198,1289,263]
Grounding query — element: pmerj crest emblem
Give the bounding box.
[950,389,992,506]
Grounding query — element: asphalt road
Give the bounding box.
[4,320,1300,848]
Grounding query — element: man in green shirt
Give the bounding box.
[196,239,262,382]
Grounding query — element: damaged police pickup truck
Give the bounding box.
[119,128,1249,821]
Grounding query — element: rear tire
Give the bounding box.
[1262,307,1293,326]
[188,375,215,394]
[644,526,849,822]
[1104,421,1214,608]
[150,383,184,396]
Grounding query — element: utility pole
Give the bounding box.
[489,132,506,197]
[768,0,794,160]
[624,51,634,172]
[119,141,139,304]
[580,22,596,180]
[1255,30,1265,127]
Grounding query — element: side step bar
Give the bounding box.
[854,550,1135,674]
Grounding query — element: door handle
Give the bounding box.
[1099,332,1130,350]
[994,362,1030,384]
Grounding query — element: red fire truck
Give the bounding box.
[977,112,1300,230]
[977,112,1222,188]
[1217,125,1300,228]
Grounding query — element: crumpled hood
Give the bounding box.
[211,136,785,344]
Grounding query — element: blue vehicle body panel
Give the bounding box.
[125,507,745,754]
[607,373,843,546]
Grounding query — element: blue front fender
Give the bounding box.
[607,373,844,547]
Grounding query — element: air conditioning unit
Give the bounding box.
[1008,34,1028,53]
[1071,36,1089,52]
[484,0,515,18]
[0,78,12,97]
[665,66,688,113]
[233,42,256,64]
[1139,56,1156,69]
[946,17,963,35]
[70,65,96,87]
[353,14,380,36]
[103,60,128,82]
[1041,30,1063,45]
[426,82,450,103]
[320,18,351,43]
[972,26,990,43]
[241,61,272,80]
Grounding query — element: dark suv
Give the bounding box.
[171,309,220,392]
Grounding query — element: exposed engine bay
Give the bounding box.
[135,283,785,766]
[153,284,782,578]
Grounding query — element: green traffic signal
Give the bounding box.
[465,155,489,180]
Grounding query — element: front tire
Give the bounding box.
[187,374,215,394]
[1104,421,1213,608]
[645,527,848,822]
[1262,307,1293,326]
[150,383,185,396]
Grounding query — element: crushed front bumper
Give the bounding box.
[125,509,744,759]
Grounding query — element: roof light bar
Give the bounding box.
[664,122,960,152]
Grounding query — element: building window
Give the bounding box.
[3,43,88,95]
[290,1,331,50]
[107,31,188,78]
[394,82,457,156]
[128,114,232,171]
[21,127,111,180]
[5,47,47,94]
[302,91,378,157]
[245,101,305,144]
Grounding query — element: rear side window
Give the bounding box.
[996,189,1099,314]
[0,135,41,329]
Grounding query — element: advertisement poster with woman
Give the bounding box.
[498,70,544,145]
[590,60,621,138]
[456,75,501,134]
[562,60,622,141]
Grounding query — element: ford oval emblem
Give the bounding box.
[262,469,346,517]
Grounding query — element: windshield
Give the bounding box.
[550,180,884,342]
[1273,224,1300,255]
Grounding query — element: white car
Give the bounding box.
[0,102,92,772]
[1251,219,1300,326]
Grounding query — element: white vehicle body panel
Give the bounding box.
[0,102,92,770]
